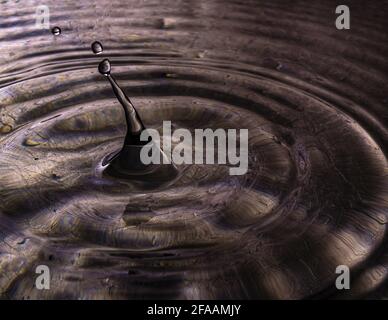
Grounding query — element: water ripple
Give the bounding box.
[0,0,387,299]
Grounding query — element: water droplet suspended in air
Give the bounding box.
[51,26,61,36]
[91,41,103,55]
[98,58,111,76]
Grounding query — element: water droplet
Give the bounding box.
[98,58,111,76]
[51,26,61,36]
[91,41,103,55]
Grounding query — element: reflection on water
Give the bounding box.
[0,0,387,299]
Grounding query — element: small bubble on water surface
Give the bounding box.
[51,26,61,36]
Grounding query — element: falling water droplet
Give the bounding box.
[91,41,103,55]
[51,26,61,36]
[98,58,111,76]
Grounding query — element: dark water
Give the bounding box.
[0,0,387,299]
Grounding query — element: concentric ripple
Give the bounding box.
[0,0,387,299]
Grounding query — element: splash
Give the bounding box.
[97,57,177,184]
